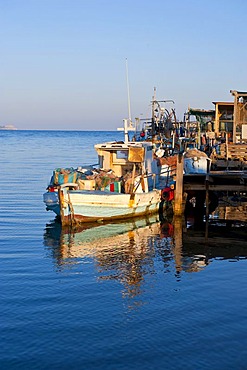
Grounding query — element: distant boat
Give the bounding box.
[0,125,17,130]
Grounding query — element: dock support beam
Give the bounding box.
[174,153,184,216]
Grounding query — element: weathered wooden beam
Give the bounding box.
[174,153,184,216]
[184,184,247,191]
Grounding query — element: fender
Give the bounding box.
[161,187,170,201]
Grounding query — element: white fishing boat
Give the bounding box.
[43,119,164,226]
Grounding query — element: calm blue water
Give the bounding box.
[1,130,247,370]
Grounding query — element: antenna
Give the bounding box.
[117,60,135,142]
[125,58,132,124]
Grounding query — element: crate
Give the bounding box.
[53,168,77,185]
[219,144,247,160]
[77,179,96,190]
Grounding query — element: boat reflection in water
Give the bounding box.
[44,212,247,300]
[44,215,170,300]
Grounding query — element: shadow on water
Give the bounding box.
[43,207,247,302]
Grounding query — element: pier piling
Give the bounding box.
[174,153,184,216]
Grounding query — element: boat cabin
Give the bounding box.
[213,101,234,139]
[94,141,160,191]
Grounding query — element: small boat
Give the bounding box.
[0,124,17,130]
[43,120,164,226]
[183,148,210,174]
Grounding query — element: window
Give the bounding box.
[116,150,128,160]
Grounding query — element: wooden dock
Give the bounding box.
[183,171,247,192]
[173,154,247,217]
[211,143,247,170]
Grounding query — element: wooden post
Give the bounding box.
[58,187,65,225]
[174,153,184,216]
[129,163,136,194]
[224,131,228,170]
[233,93,238,144]
[205,159,210,240]
[173,216,183,273]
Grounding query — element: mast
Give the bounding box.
[151,87,157,137]
[125,58,132,124]
[117,60,135,143]
[123,119,129,143]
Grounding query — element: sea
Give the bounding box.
[1,130,247,370]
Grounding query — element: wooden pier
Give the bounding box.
[211,143,247,170]
[183,171,247,193]
[173,155,247,217]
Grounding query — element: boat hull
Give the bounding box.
[59,189,162,225]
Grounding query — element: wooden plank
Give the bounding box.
[213,159,247,168]
[216,143,247,161]
[184,184,247,191]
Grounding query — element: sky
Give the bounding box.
[0,0,247,130]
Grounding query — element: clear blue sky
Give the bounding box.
[1,0,246,130]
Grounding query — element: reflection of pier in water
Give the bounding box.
[44,211,247,299]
